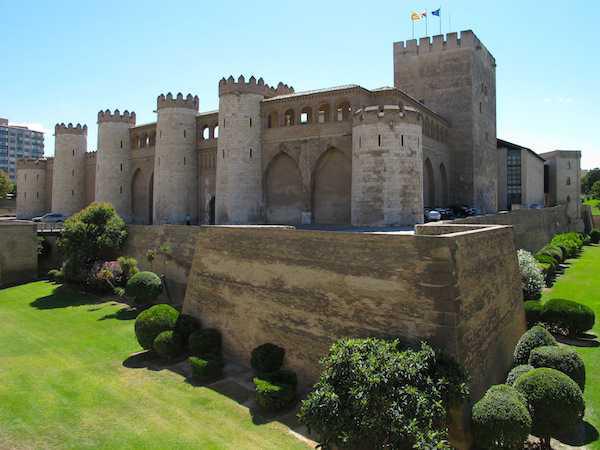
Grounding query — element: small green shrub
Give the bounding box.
[471,384,531,450]
[189,356,223,382]
[113,286,125,297]
[254,376,296,412]
[517,249,544,300]
[541,298,595,336]
[117,256,139,283]
[48,269,64,282]
[513,325,557,366]
[506,365,534,386]
[153,330,183,360]
[538,244,564,264]
[551,232,584,259]
[524,301,544,328]
[534,253,557,269]
[514,368,585,448]
[590,229,600,244]
[125,271,163,304]
[134,304,180,350]
[529,345,586,391]
[251,343,285,374]
[188,328,221,358]
[260,368,298,388]
[175,314,201,343]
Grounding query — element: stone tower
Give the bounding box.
[215,75,293,224]
[351,105,423,226]
[51,123,87,216]
[153,93,199,225]
[16,158,48,219]
[95,109,136,222]
[393,30,497,212]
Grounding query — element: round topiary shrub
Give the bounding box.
[188,328,222,358]
[529,345,586,391]
[153,330,183,360]
[251,343,285,374]
[590,229,600,244]
[174,314,201,343]
[134,304,180,350]
[189,356,223,382]
[524,301,544,328]
[541,298,595,336]
[471,384,531,450]
[514,368,585,449]
[513,325,557,366]
[125,271,163,304]
[253,376,296,412]
[538,244,564,264]
[506,364,534,386]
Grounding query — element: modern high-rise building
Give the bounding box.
[0,118,45,181]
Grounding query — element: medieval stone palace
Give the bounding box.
[17,31,510,226]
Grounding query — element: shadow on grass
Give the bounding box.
[98,306,141,321]
[554,420,599,446]
[29,284,102,309]
[556,333,600,348]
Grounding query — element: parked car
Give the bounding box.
[450,205,478,218]
[424,208,441,222]
[32,212,67,223]
[434,208,455,220]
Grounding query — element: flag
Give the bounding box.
[421,11,427,18]
[432,8,441,16]
[410,11,422,21]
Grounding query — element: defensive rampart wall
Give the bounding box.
[0,221,38,287]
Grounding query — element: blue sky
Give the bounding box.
[1,0,598,168]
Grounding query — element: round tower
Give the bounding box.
[215,75,294,224]
[153,93,199,224]
[95,109,135,222]
[351,105,423,226]
[51,123,87,216]
[16,158,48,219]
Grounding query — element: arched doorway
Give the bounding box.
[439,163,448,206]
[265,153,304,224]
[424,158,435,208]
[208,196,215,225]
[312,148,351,225]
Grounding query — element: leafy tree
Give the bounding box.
[582,168,600,195]
[298,338,469,449]
[0,170,12,199]
[591,180,600,200]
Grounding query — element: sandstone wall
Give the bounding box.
[182,224,524,400]
[0,221,38,287]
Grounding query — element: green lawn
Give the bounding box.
[0,281,308,450]
[541,244,600,448]
[584,198,600,216]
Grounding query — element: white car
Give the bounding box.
[425,209,441,222]
[32,212,67,223]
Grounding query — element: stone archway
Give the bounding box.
[424,158,435,208]
[265,153,304,224]
[312,148,351,225]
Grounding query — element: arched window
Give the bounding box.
[318,103,330,123]
[284,109,295,126]
[213,125,219,138]
[335,102,351,121]
[150,132,156,146]
[202,126,210,140]
[300,107,312,124]
[267,111,278,129]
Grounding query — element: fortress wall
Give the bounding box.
[0,221,38,287]
[444,205,578,252]
[182,225,525,401]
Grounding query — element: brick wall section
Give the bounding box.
[0,222,38,287]
[182,225,525,400]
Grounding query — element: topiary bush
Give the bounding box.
[175,314,201,343]
[513,325,557,366]
[551,232,584,259]
[188,328,221,358]
[506,364,534,386]
[524,301,544,328]
[189,356,223,382]
[517,249,545,300]
[514,368,585,449]
[537,244,564,264]
[590,229,600,244]
[529,345,586,391]
[125,271,163,304]
[541,298,595,336]
[251,343,285,374]
[153,330,183,360]
[471,384,531,450]
[134,304,180,350]
[253,375,297,412]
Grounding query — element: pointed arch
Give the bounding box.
[312,148,351,225]
[424,158,435,207]
[265,152,304,224]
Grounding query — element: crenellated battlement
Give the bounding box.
[86,151,97,160]
[218,75,294,98]
[55,123,87,135]
[97,109,136,125]
[16,158,48,170]
[354,105,421,125]
[157,93,199,111]
[394,30,488,56]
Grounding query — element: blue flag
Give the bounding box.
[432,8,441,16]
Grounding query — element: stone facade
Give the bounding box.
[0,221,38,287]
[541,150,582,223]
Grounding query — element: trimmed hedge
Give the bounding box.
[153,330,183,360]
[254,375,296,412]
[174,314,201,342]
[134,304,180,350]
[513,325,557,366]
[506,365,534,386]
[251,343,285,374]
[514,368,585,445]
[471,384,531,450]
[189,356,223,382]
[125,271,163,304]
[591,229,600,244]
[550,232,585,259]
[188,328,221,358]
[524,301,543,328]
[529,345,586,391]
[541,298,595,336]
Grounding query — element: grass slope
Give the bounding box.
[0,281,307,450]
[584,198,600,216]
[541,245,600,448]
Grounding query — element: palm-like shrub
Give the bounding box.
[517,249,545,300]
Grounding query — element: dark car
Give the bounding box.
[434,208,455,220]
